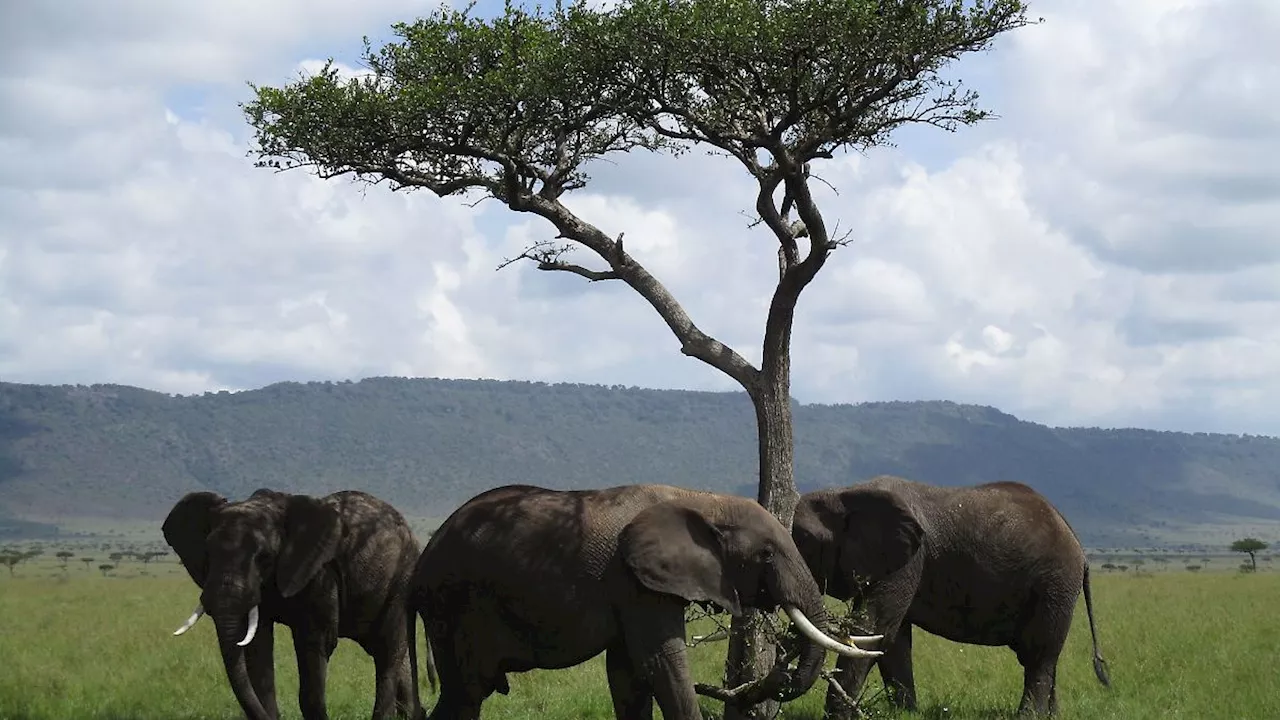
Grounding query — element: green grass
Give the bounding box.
[2,561,1277,719]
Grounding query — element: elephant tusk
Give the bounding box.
[173,604,205,636]
[784,605,883,659]
[236,605,259,647]
[849,633,883,647]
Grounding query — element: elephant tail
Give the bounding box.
[1082,562,1111,687]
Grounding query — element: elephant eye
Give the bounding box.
[757,547,775,563]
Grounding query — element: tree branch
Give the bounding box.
[521,196,761,389]
[497,240,622,282]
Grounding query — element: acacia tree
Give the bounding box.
[244,0,1031,715]
[1230,537,1268,572]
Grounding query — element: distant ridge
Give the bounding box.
[2,376,1278,545]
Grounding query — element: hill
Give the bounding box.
[1,377,1279,546]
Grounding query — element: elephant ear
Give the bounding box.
[162,491,227,587]
[839,489,924,582]
[277,494,343,598]
[619,502,742,616]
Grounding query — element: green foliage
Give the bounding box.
[1,570,1278,719]
[1230,537,1268,554]
[1231,537,1268,571]
[243,0,1032,199]
[604,0,1032,156]
[246,0,655,198]
[3,378,1280,545]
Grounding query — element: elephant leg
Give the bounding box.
[422,618,484,720]
[1012,599,1071,716]
[606,642,655,720]
[367,640,415,719]
[878,623,917,710]
[620,597,700,720]
[245,622,280,720]
[294,627,338,720]
[1014,647,1060,716]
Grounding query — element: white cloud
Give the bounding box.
[2,0,1280,436]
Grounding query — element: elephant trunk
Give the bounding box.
[774,555,881,702]
[778,603,837,700]
[214,611,270,720]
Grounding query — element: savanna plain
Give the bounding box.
[1,549,1276,720]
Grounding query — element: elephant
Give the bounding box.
[409,483,886,720]
[790,475,1110,717]
[162,487,436,720]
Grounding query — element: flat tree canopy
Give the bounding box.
[1231,537,1268,571]
[244,0,1032,714]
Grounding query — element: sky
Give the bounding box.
[2,0,1279,436]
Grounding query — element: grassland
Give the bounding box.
[1,556,1277,720]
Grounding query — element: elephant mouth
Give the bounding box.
[172,602,260,646]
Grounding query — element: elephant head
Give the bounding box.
[162,488,342,719]
[792,486,925,602]
[618,493,882,703]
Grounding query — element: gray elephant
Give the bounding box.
[791,475,1110,717]
[163,488,435,720]
[410,483,885,720]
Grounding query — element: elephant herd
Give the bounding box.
[162,476,1111,720]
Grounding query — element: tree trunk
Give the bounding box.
[723,370,799,720]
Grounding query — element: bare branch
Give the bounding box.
[693,667,790,706]
[521,196,761,388]
[537,261,620,282]
[820,668,860,712]
[496,239,620,282]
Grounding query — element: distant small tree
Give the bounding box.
[98,564,114,577]
[55,550,74,567]
[1230,538,1268,572]
[80,556,94,571]
[0,554,20,576]
[1100,562,1117,572]
[1185,565,1201,572]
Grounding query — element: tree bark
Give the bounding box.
[723,362,799,720]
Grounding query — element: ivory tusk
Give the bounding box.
[236,605,259,647]
[173,604,205,636]
[849,633,884,646]
[784,605,883,659]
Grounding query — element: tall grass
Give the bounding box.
[1,564,1275,719]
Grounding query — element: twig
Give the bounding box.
[821,668,860,712]
[495,239,620,281]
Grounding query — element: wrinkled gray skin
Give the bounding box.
[792,476,1110,717]
[163,488,435,720]
[411,483,882,720]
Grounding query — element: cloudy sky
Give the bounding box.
[2,0,1278,436]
